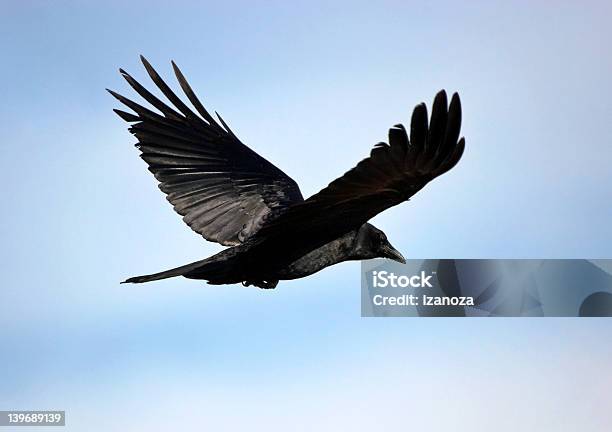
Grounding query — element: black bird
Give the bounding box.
[110,56,465,289]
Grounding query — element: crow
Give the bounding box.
[110,56,464,289]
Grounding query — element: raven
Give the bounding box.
[110,56,464,289]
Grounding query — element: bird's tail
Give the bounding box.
[121,247,243,284]
[121,258,211,284]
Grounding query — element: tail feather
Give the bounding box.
[122,258,210,284]
[121,247,243,284]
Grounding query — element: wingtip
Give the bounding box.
[455,137,466,159]
[140,55,153,70]
[171,60,182,76]
[414,102,427,112]
[214,111,225,127]
[412,102,428,120]
[434,89,448,106]
[113,108,140,122]
[106,88,125,102]
[455,136,466,160]
[450,91,461,106]
[215,111,235,135]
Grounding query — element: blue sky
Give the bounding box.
[1,1,611,430]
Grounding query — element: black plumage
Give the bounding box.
[111,56,465,289]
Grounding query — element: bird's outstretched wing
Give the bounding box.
[253,90,464,253]
[109,56,303,246]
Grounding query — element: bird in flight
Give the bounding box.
[110,56,465,289]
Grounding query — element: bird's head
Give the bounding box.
[352,223,406,264]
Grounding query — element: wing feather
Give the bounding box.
[250,90,465,261]
[110,56,303,246]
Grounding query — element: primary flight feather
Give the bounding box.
[110,56,465,289]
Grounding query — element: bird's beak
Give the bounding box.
[382,242,406,264]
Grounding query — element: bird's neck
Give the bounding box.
[276,230,359,279]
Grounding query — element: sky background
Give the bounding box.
[1,0,611,430]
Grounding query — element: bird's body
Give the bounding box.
[275,229,366,281]
[128,224,394,289]
[111,57,465,289]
